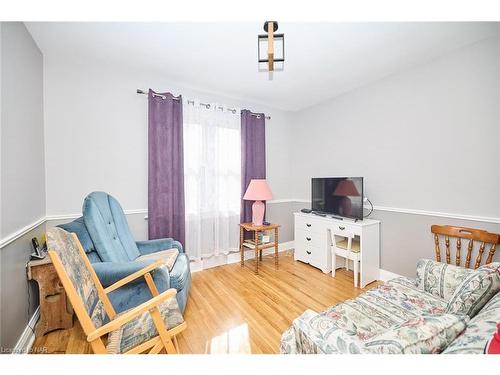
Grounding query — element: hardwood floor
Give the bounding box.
[32,250,380,354]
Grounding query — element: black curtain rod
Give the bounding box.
[136,89,271,120]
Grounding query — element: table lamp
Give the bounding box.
[243,179,273,226]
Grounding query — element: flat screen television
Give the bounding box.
[311,177,364,220]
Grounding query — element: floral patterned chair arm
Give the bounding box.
[280,309,364,354]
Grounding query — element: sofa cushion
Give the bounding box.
[416,259,474,301]
[315,278,447,342]
[443,292,500,354]
[446,263,500,318]
[363,314,469,354]
[169,253,190,291]
[280,310,468,354]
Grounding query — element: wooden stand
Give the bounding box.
[239,223,280,275]
[27,257,74,336]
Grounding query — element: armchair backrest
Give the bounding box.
[83,191,140,262]
[46,228,115,333]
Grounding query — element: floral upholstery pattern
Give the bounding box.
[280,277,448,354]
[47,227,107,328]
[281,262,500,355]
[416,259,473,301]
[362,314,468,354]
[106,296,184,353]
[280,311,468,354]
[443,292,500,354]
[445,263,500,318]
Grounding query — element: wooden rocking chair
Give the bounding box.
[46,227,187,354]
[431,225,500,269]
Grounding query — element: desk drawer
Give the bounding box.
[294,240,330,273]
[295,215,324,233]
[295,229,324,249]
[330,222,361,236]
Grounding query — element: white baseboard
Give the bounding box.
[190,241,294,272]
[378,268,403,282]
[13,306,40,354]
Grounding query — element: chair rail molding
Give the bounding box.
[0,217,46,249]
[267,199,500,224]
[4,202,498,248]
[1,210,150,248]
[45,209,148,222]
[368,205,500,224]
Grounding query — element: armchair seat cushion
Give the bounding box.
[136,249,179,272]
[106,296,184,354]
[169,253,190,292]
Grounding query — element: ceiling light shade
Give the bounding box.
[258,21,284,72]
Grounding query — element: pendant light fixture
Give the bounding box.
[258,21,284,78]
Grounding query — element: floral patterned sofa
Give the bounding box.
[280,259,500,354]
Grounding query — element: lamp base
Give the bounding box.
[252,200,265,226]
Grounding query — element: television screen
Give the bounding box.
[311,177,364,220]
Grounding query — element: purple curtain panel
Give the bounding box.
[148,89,185,245]
[240,109,266,224]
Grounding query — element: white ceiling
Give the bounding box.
[26,22,499,111]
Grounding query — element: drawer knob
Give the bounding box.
[306,237,311,241]
[306,223,311,227]
[306,250,311,255]
[339,226,345,230]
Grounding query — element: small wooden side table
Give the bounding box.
[239,223,280,274]
[27,257,74,337]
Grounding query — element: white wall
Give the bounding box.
[288,35,500,276]
[0,21,45,350]
[43,59,292,217]
[290,36,500,219]
[1,22,45,237]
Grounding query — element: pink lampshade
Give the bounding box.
[243,179,273,201]
[333,179,360,197]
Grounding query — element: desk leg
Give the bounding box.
[254,231,259,274]
[240,227,244,267]
[275,227,279,269]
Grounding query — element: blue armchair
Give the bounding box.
[58,192,191,314]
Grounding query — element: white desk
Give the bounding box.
[294,212,380,288]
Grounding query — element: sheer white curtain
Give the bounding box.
[183,100,241,260]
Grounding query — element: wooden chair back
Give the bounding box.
[431,225,500,269]
[47,227,117,353]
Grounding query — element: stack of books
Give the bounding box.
[242,234,271,249]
